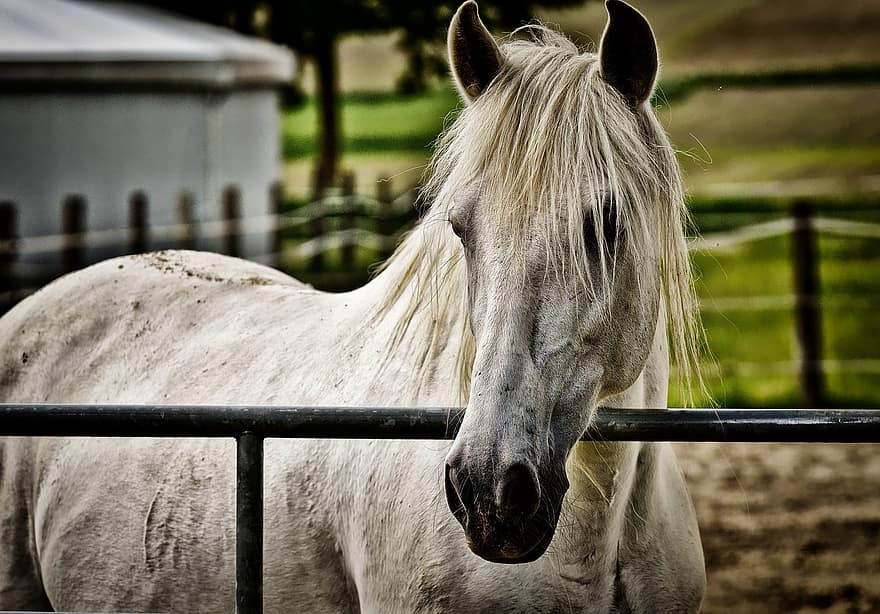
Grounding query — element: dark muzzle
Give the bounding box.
[444,456,567,563]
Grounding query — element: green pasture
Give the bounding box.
[282,80,880,198]
[282,88,460,160]
[672,232,880,408]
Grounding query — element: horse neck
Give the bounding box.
[563,303,669,544]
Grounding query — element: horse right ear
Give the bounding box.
[599,0,658,107]
[448,1,504,102]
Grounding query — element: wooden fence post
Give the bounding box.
[0,201,17,300]
[177,191,196,251]
[791,200,824,407]
[128,190,149,255]
[341,172,356,270]
[269,181,284,270]
[309,170,325,273]
[61,194,87,274]
[376,175,394,262]
[222,185,242,258]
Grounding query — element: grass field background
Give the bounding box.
[282,0,880,409]
[671,231,880,407]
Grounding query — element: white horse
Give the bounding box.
[0,1,705,611]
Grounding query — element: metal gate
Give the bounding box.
[1,404,879,614]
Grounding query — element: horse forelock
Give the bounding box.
[375,25,705,405]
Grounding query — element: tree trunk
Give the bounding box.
[313,31,339,193]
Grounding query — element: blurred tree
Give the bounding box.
[391,2,585,94]
[139,0,579,192]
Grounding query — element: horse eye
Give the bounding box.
[449,217,466,241]
[584,198,621,256]
[601,200,621,247]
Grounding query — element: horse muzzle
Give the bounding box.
[444,459,568,563]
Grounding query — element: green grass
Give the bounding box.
[283,88,460,159]
[675,233,880,408]
[663,85,880,150]
[298,0,880,94]
[657,64,880,104]
[662,84,880,194]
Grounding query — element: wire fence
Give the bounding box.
[690,215,880,251]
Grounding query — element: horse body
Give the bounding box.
[0,251,700,613]
[1,2,706,611]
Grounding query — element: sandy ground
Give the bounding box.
[675,442,880,613]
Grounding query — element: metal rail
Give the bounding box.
[2,404,880,441]
[235,432,263,614]
[1,404,879,614]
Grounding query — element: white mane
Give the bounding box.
[372,26,703,404]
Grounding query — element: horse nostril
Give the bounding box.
[496,462,541,519]
[444,463,469,521]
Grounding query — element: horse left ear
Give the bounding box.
[599,0,658,107]
[448,1,504,102]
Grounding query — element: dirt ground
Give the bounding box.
[674,442,880,613]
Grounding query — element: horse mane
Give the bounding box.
[370,25,703,405]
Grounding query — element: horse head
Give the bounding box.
[437,0,692,563]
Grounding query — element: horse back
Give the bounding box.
[0,250,324,405]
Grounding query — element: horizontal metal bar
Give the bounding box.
[0,405,878,442]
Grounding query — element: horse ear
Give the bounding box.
[599,0,659,107]
[448,1,504,102]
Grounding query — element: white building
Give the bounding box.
[0,0,296,261]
